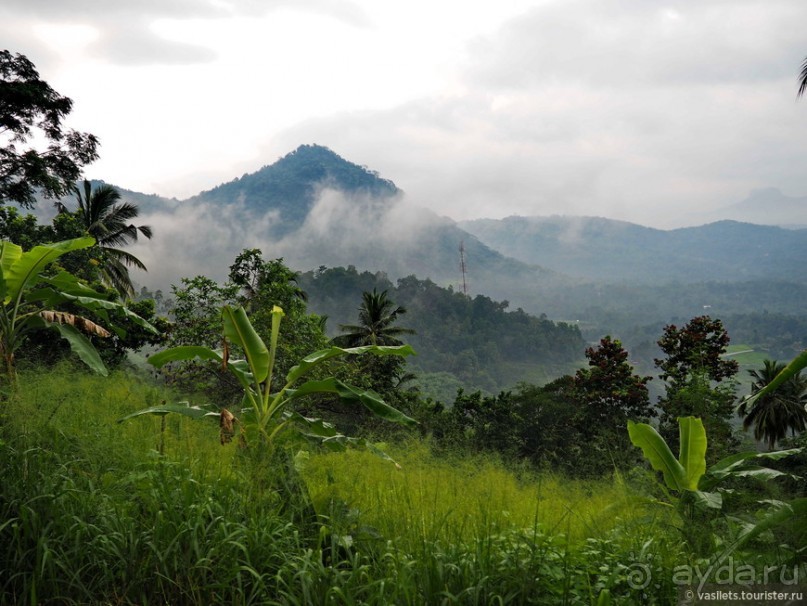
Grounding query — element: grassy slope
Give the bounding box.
[0,365,797,605]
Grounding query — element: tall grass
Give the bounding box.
[298,443,686,604]
[0,364,304,604]
[0,364,712,604]
[303,443,649,548]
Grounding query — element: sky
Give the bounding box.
[3,0,807,229]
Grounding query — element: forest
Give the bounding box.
[1,49,806,605]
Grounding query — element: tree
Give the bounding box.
[165,251,328,404]
[799,56,807,98]
[57,180,153,298]
[574,336,654,429]
[738,359,807,449]
[336,288,414,347]
[655,316,739,460]
[334,289,415,401]
[655,316,738,386]
[0,51,99,207]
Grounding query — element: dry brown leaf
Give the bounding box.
[39,310,111,338]
[219,407,235,445]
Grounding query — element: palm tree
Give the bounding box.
[738,359,807,449]
[799,56,807,98]
[60,180,153,298]
[335,289,414,347]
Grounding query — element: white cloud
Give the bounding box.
[2,0,807,229]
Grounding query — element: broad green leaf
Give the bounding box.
[717,498,807,563]
[286,344,415,384]
[43,271,105,298]
[283,411,339,437]
[31,285,157,334]
[222,305,269,383]
[285,377,418,427]
[2,238,94,304]
[36,319,108,376]
[628,420,687,491]
[117,402,217,422]
[0,241,22,302]
[742,349,807,408]
[730,467,794,482]
[226,359,254,390]
[678,417,707,490]
[701,448,802,489]
[692,490,723,510]
[148,346,222,368]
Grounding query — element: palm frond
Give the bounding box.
[799,56,807,98]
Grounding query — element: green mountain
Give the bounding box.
[175,144,572,305]
[188,144,399,236]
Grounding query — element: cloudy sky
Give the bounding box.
[3,0,807,228]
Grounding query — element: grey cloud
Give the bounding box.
[90,18,217,65]
[0,0,367,66]
[465,0,805,91]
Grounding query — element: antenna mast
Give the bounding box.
[459,241,468,295]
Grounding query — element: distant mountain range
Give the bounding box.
[711,187,807,227]
[61,144,806,324]
[459,215,807,284]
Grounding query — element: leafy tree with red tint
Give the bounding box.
[655,316,738,386]
[655,316,739,460]
[574,335,654,427]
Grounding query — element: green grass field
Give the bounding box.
[0,363,800,605]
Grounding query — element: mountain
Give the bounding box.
[120,144,572,310]
[187,144,400,237]
[714,188,807,227]
[459,215,807,284]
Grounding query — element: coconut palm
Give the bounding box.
[60,180,153,298]
[799,56,807,98]
[335,289,414,347]
[738,359,807,449]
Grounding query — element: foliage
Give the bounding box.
[300,266,585,392]
[336,288,415,347]
[0,205,55,249]
[332,288,416,412]
[655,316,739,385]
[430,375,647,478]
[738,359,807,449]
[0,237,154,385]
[129,304,417,456]
[56,180,153,297]
[628,416,802,554]
[0,51,99,208]
[655,316,739,459]
[21,283,169,370]
[574,336,654,431]
[1,366,803,605]
[166,251,329,403]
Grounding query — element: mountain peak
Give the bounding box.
[190,144,400,236]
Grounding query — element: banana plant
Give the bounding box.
[629,417,800,511]
[121,305,417,455]
[628,416,801,554]
[0,237,155,385]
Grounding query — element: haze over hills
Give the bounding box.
[55,143,803,332]
[710,187,807,228]
[120,144,570,305]
[459,215,807,284]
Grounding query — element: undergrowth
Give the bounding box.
[0,364,795,604]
